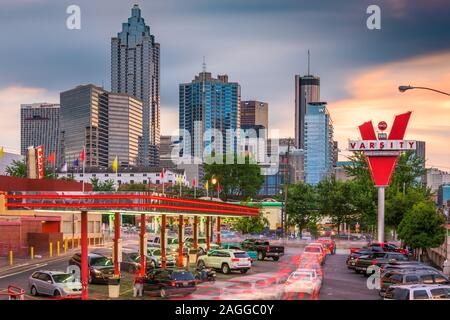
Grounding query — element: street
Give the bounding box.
[0,242,380,300]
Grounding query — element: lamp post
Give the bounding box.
[398,85,450,96]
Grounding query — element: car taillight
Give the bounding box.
[267,247,270,252]
[372,259,376,265]
[232,258,240,262]
[170,281,177,287]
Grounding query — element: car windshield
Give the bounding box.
[90,257,113,266]
[305,246,321,253]
[52,274,77,283]
[171,272,195,281]
[290,272,312,281]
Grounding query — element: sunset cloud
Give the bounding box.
[330,50,450,169]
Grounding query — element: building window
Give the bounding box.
[63,221,73,234]
[130,180,134,184]
[143,180,147,184]
[95,221,101,233]
[88,221,94,233]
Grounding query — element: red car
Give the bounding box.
[317,237,336,255]
[367,242,409,255]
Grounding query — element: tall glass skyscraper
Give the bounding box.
[179,72,241,160]
[295,74,320,149]
[111,4,160,166]
[304,102,334,185]
[20,103,60,161]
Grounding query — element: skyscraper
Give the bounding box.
[108,93,143,168]
[304,102,334,185]
[179,71,241,159]
[20,103,60,161]
[240,100,268,129]
[111,4,160,166]
[60,84,109,168]
[295,74,320,149]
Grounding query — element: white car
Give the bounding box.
[28,271,82,298]
[284,270,322,296]
[384,284,450,300]
[184,237,220,254]
[197,249,251,274]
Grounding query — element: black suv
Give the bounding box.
[68,253,115,284]
[143,269,196,298]
[380,270,449,296]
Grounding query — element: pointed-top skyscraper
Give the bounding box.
[295,50,320,149]
[111,4,160,166]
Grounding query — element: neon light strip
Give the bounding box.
[5,194,259,212]
[5,203,257,216]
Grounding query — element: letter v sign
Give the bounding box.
[358,112,412,186]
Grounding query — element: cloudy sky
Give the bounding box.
[0,0,449,169]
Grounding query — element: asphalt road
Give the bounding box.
[0,244,380,300]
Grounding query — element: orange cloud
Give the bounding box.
[331,50,450,170]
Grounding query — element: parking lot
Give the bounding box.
[0,239,382,300]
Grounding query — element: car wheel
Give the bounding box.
[197,260,205,269]
[272,257,280,261]
[257,251,264,261]
[53,290,61,297]
[240,269,248,274]
[221,263,230,274]
[160,287,167,298]
[30,286,38,296]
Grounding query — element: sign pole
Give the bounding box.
[377,186,385,243]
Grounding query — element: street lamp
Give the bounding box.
[398,85,450,96]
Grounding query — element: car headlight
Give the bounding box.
[93,269,102,275]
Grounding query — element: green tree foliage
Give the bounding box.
[203,154,264,201]
[90,177,115,191]
[286,182,319,234]
[5,160,27,178]
[398,201,446,257]
[118,183,147,191]
[317,178,356,232]
[230,212,269,235]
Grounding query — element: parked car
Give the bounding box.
[196,249,251,274]
[29,271,82,298]
[353,252,409,274]
[220,243,257,262]
[367,242,409,255]
[380,270,450,296]
[384,284,450,300]
[184,237,220,255]
[147,236,179,249]
[317,237,336,254]
[284,269,322,297]
[147,248,177,268]
[143,269,197,298]
[240,239,285,261]
[346,248,376,269]
[68,253,115,284]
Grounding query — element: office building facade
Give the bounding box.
[241,100,268,129]
[179,72,241,159]
[111,4,160,166]
[295,75,320,149]
[60,84,109,168]
[108,93,143,168]
[20,103,60,161]
[304,102,334,185]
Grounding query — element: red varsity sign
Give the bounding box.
[36,145,45,179]
[349,112,415,187]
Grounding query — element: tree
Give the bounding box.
[118,183,147,191]
[5,160,27,178]
[230,213,269,235]
[317,178,356,233]
[286,182,319,235]
[397,201,446,261]
[203,154,264,201]
[90,178,115,191]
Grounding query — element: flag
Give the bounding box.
[80,148,85,162]
[47,152,55,163]
[112,156,118,172]
[0,147,3,159]
[73,159,79,167]
[192,178,196,188]
[217,181,221,194]
[178,175,182,185]
[60,163,68,173]
[205,180,209,191]
[161,168,165,179]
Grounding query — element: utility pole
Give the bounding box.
[282,138,292,239]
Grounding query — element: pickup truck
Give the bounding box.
[353,252,409,274]
[240,239,284,261]
[220,243,258,262]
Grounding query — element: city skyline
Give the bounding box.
[0,1,449,170]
